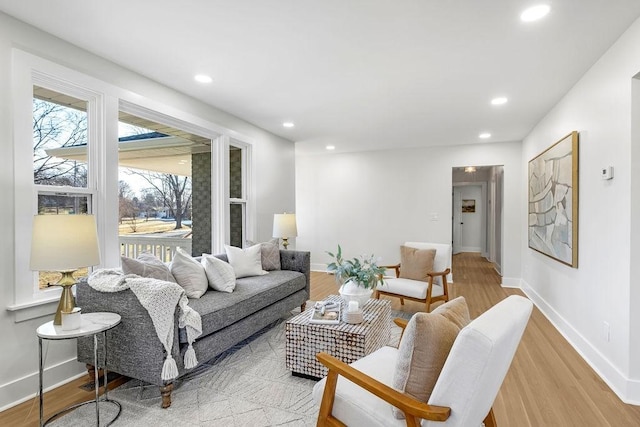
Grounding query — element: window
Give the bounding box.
[229,144,246,247]
[32,87,95,288]
[117,113,207,260]
[10,50,255,317]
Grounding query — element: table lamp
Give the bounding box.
[273,213,298,249]
[30,214,101,325]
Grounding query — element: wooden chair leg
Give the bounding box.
[85,364,103,383]
[399,297,405,305]
[160,383,174,408]
[374,290,380,299]
[301,302,306,312]
[442,274,450,302]
[483,407,497,427]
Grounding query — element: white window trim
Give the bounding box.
[211,136,256,253]
[8,50,257,319]
[9,50,108,315]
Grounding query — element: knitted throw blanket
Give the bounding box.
[88,269,203,381]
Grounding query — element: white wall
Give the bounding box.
[521,16,640,403]
[295,141,522,286]
[0,12,295,410]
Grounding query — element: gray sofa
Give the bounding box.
[76,249,310,408]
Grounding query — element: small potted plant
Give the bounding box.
[326,245,386,307]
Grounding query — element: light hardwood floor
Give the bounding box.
[3,252,640,426]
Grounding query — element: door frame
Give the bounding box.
[452,182,487,255]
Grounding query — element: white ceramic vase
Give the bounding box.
[339,279,373,309]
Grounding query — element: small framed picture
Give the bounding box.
[462,199,476,213]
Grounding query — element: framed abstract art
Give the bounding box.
[528,131,579,267]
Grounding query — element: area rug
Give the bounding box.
[50,309,410,427]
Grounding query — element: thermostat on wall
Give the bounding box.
[601,166,614,180]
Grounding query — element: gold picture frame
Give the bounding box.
[528,131,579,267]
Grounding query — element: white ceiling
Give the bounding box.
[2,1,640,155]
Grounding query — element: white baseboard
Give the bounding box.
[311,263,328,272]
[460,246,481,253]
[501,277,522,288]
[0,357,85,412]
[520,280,640,405]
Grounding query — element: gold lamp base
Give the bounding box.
[52,271,77,325]
[281,238,290,250]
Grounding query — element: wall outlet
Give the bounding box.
[603,321,610,342]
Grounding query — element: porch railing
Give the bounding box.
[119,235,192,263]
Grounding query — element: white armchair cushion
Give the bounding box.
[423,295,533,427]
[313,346,405,427]
[377,277,444,300]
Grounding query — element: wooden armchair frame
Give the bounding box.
[315,317,497,427]
[376,264,451,312]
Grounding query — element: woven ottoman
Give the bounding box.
[285,294,391,379]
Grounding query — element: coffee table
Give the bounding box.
[285,294,391,379]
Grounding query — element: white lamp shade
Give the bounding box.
[30,214,101,271]
[273,213,298,238]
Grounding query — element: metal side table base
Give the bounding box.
[38,313,122,427]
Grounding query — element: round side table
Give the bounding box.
[37,312,122,426]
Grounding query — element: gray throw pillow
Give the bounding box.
[246,238,281,271]
[121,252,177,283]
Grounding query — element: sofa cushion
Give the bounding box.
[224,244,268,278]
[179,269,306,343]
[201,254,236,293]
[121,252,177,283]
[170,247,208,298]
[246,238,281,271]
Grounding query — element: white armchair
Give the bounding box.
[312,295,534,427]
[376,242,453,312]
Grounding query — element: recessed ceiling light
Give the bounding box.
[283,122,295,128]
[326,145,336,151]
[194,74,213,83]
[479,133,491,139]
[520,4,550,22]
[491,97,508,106]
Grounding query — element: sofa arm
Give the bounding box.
[280,250,311,296]
[75,278,181,386]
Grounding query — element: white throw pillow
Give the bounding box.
[224,244,268,278]
[201,254,236,292]
[170,247,208,298]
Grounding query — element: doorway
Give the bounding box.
[452,166,504,274]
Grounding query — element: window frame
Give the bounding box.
[9,50,256,321]
[10,51,106,317]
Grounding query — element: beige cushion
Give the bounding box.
[246,238,281,271]
[398,246,436,282]
[170,247,209,298]
[201,254,236,292]
[391,296,470,419]
[121,252,176,283]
